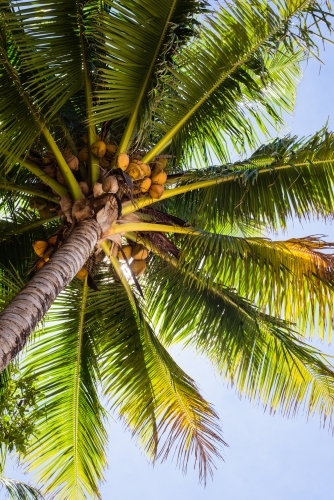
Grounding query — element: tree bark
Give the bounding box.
[0,219,101,372]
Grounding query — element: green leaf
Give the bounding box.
[22,281,107,500]
[144,256,334,426]
[96,270,225,483]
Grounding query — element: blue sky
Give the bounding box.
[5,9,334,500]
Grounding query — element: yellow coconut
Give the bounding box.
[91,140,107,158]
[76,268,88,280]
[139,162,151,177]
[132,244,149,260]
[36,260,46,271]
[158,158,168,168]
[127,165,143,180]
[151,170,167,185]
[33,241,49,258]
[149,184,164,199]
[78,147,89,162]
[130,259,147,277]
[140,177,151,193]
[106,144,118,155]
[116,153,130,171]
[117,244,133,261]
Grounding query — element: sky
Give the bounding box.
[5,8,334,500]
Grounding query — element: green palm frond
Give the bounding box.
[0,209,60,274]
[22,281,107,500]
[177,232,334,339]
[144,257,334,426]
[95,269,224,482]
[90,0,208,132]
[142,0,332,162]
[0,477,44,500]
[160,129,334,232]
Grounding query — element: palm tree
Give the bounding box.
[1,0,334,497]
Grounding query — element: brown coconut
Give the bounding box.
[130,259,147,277]
[102,176,119,194]
[132,244,149,260]
[78,147,89,163]
[117,244,133,261]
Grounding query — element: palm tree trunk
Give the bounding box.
[0,219,101,372]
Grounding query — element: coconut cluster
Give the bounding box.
[32,135,169,278]
[117,243,149,277]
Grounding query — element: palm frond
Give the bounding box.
[142,0,332,162]
[164,129,334,232]
[144,256,334,427]
[90,0,208,130]
[0,477,44,500]
[177,232,334,339]
[22,281,107,500]
[95,271,224,483]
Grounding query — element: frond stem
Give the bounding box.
[122,158,334,216]
[0,183,60,203]
[76,2,99,186]
[73,276,88,487]
[1,215,59,239]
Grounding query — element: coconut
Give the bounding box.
[47,235,58,246]
[43,165,57,178]
[78,147,89,162]
[82,133,100,144]
[33,240,49,258]
[79,181,90,196]
[117,244,132,261]
[91,140,107,158]
[105,144,118,159]
[130,259,147,277]
[116,153,130,171]
[66,154,79,171]
[151,170,167,185]
[127,165,143,180]
[157,158,168,168]
[29,197,47,211]
[99,156,110,168]
[140,177,151,193]
[149,184,164,199]
[132,244,149,260]
[36,260,46,271]
[93,182,104,198]
[102,176,119,194]
[42,156,52,166]
[56,169,66,185]
[76,268,88,280]
[139,162,151,177]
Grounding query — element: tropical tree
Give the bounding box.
[1,0,334,497]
